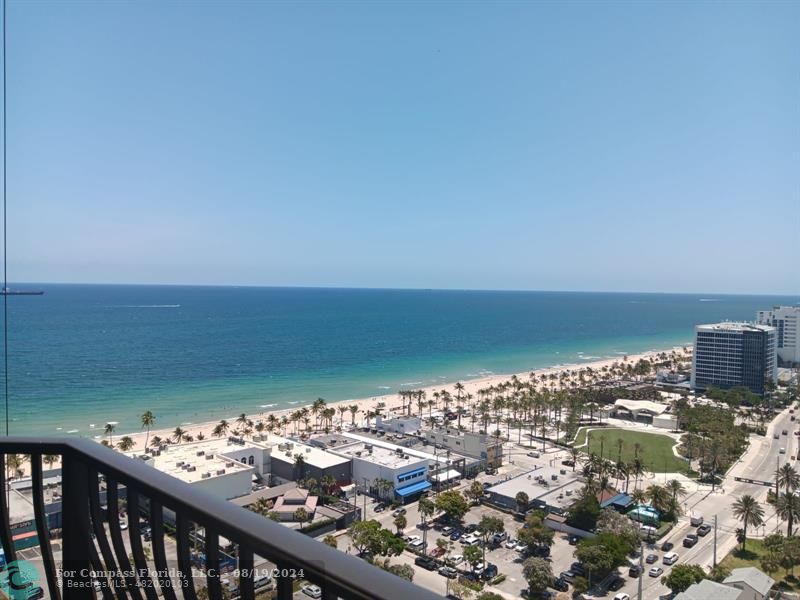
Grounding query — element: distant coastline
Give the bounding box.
[4,285,794,436]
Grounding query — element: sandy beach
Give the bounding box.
[108,346,690,454]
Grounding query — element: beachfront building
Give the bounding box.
[133,439,257,500]
[757,306,800,366]
[269,438,352,487]
[328,441,431,503]
[691,322,777,397]
[723,567,775,600]
[484,467,580,514]
[375,415,421,435]
[421,428,503,469]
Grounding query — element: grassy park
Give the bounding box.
[574,427,691,475]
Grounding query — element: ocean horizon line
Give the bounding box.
[7,281,800,298]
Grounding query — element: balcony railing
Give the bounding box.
[0,438,443,600]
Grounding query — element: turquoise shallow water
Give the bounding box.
[3,285,796,436]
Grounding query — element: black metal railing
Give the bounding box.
[0,438,443,600]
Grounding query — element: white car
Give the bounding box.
[450,554,464,565]
[302,584,322,599]
[515,542,528,552]
[614,594,630,600]
[119,520,128,531]
[505,538,517,549]
[407,535,421,543]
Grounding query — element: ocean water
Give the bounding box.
[2,285,796,436]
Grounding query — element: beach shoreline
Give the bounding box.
[110,344,691,453]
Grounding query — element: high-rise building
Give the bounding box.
[691,322,777,396]
[756,306,800,366]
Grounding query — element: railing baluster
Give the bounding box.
[204,528,222,600]
[175,514,198,600]
[31,453,61,600]
[237,547,254,600]
[90,538,116,600]
[62,449,92,600]
[88,470,127,600]
[0,453,18,565]
[149,501,178,600]
[107,480,144,600]
[127,489,158,600]
[275,562,293,600]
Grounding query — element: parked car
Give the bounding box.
[465,523,478,533]
[683,534,698,548]
[649,567,664,577]
[663,552,680,565]
[393,508,407,517]
[442,525,454,535]
[438,566,458,579]
[607,576,625,591]
[614,594,630,600]
[450,554,464,566]
[515,542,528,552]
[374,503,386,513]
[570,563,586,576]
[450,531,462,541]
[568,535,579,545]
[301,584,322,599]
[646,554,658,564]
[559,571,576,583]
[561,459,575,467]
[527,451,540,458]
[505,538,517,549]
[552,578,569,592]
[697,524,712,536]
[628,565,642,578]
[661,541,674,552]
[414,556,438,571]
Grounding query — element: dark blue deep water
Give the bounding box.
[3,285,796,436]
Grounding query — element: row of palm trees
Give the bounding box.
[732,465,800,552]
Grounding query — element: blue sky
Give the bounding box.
[7,1,799,293]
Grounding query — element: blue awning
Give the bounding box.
[600,493,633,509]
[395,480,432,497]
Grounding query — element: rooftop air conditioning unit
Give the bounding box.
[355,451,362,457]
[551,474,558,481]
[188,466,196,472]
[217,469,226,475]
[176,461,184,467]
[206,454,214,460]
[197,451,205,456]
[225,462,234,468]
[201,473,211,479]
[565,489,573,496]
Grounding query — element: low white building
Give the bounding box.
[375,415,421,435]
[329,441,431,503]
[422,428,503,468]
[133,439,258,500]
[485,467,581,513]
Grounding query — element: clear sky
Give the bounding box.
[7,0,799,294]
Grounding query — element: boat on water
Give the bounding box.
[1,287,44,295]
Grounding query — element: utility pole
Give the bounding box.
[362,477,369,521]
[637,539,644,600]
[713,514,718,567]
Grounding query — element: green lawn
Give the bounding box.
[719,539,800,592]
[575,427,690,475]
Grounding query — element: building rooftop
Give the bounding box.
[134,439,256,483]
[675,579,742,600]
[487,467,579,501]
[724,567,775,596]
[613,398,670,416]
[697,322,775,333]
[270,437,351,470]
[330,441,426,469]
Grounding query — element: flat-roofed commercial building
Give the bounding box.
[132,439,257,500]
[329,441,431,503]
[422,428,503,469]
[269,438,352,486]
[691,322,777,396]
[757,306,800,366]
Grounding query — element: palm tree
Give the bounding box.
[776,491,800,536]
[104,423,116,447]
[349,405,358,425]
[217,419,230,437]
[172,427,187,444]
[778,463,800,494]
[141,411,156,449]
[666,479,687,506]
[150,435,163,447]
[117,436,135,452]
[42,454,59,470]
[732,494,764,551]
